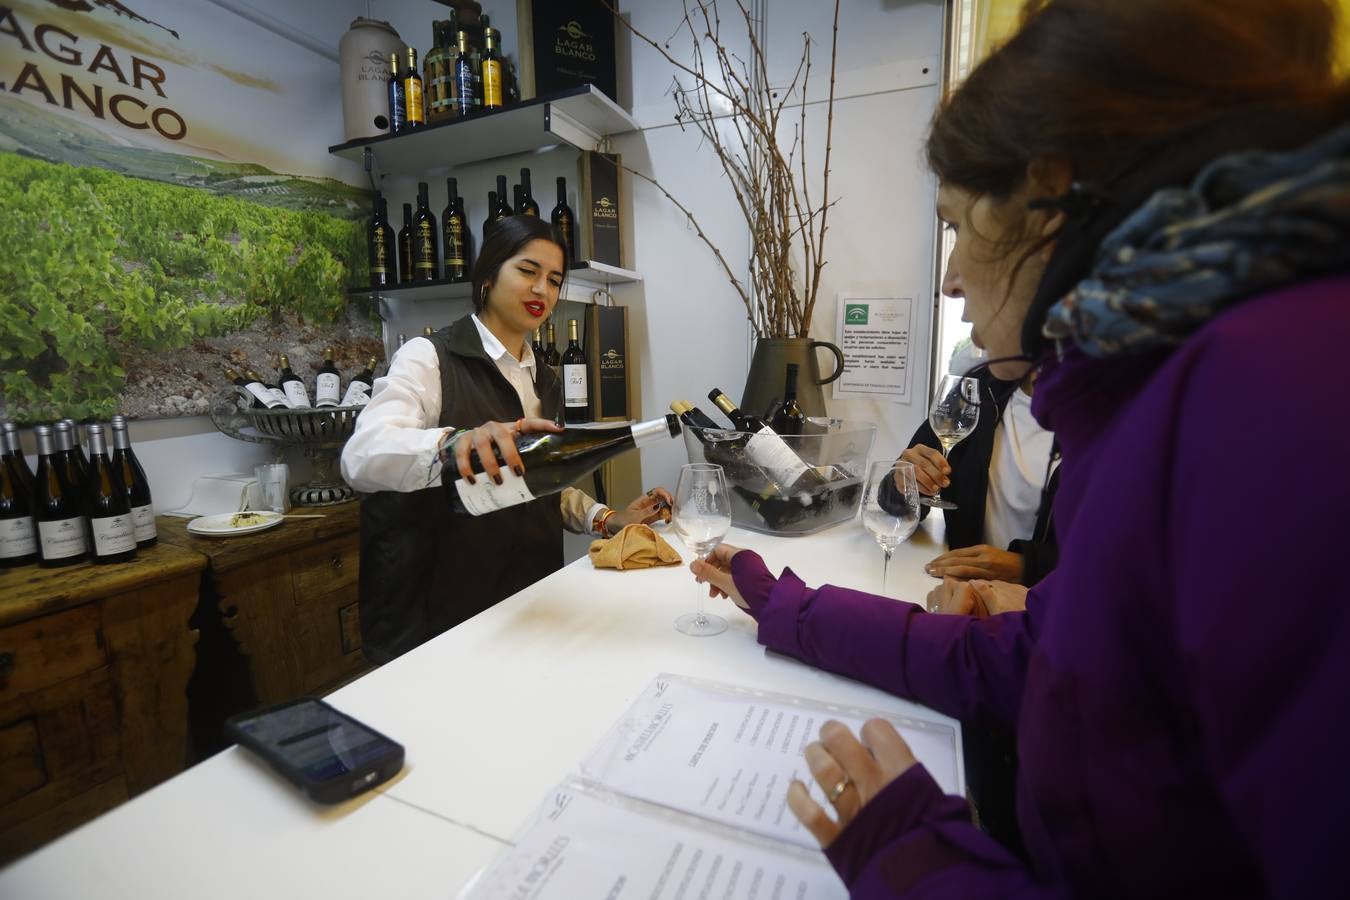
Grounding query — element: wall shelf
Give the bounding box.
[348,260,641,306]
[327,85,639,172]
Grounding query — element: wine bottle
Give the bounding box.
[543,322,561,377]
[443,177,469,280]
[403,46,425,129]
[397,333,408,348]
[481,20,503,109]
[672,400,785,498]
[531,328,544,361]
[0,438,36,567]
[315,348,342,407]
[32,424,86,567]
[341,356,377,407]
[707,389,828,496]
[277,355,312,408]
[551,177,577,264]
[246,369,290,409]
[423,326,436,337]
[0,421,34,493]
[483,190,499,241]
[225,367,261,408]
[58,418,89,481]
[513,183,523,219]
[82,424,136,564]
[518,167,540,217]
[53,420,88,492]
[562,319,589,424]
[452,29,476,118]
[109,415,156,548]
[447,415,682,516]
[412,181,439,282]
[387,51,407,134]
[398,202,413,285]
[494,175,514,219]
[770,363,807,436]
[368,195,396,287]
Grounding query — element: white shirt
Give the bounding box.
[340,317,604,533]
[982,386,1056,551]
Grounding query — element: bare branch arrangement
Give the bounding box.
[607,0,840,339]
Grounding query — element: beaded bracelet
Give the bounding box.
[597,508,619,537]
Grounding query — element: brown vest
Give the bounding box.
[358,315,565,662]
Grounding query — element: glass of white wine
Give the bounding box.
[862,460,921,596]
[673,463,733,637]
[922,374,981,509]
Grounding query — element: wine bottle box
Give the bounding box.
[515,0,620,105]
[580,151,622,267]
[585,303,629,422]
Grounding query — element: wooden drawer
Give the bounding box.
[296,584,369,695]
[0,605,106,699]
[290,535,359,598]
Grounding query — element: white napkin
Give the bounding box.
[162,473,261,518]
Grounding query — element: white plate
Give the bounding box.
[186,510,285,537]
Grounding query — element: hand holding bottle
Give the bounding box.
[446,417,563,485]
[606,487,675,533]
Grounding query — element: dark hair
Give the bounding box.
[470,215,568,313]
[928,0,1349,200]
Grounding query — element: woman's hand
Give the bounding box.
[900,444,950,496]
[925,576,1028,616]
[450,417,562,484]
[690,543,748,609]
[924,544,1025,582]
[607,487,675,532]
[788,719,918,848]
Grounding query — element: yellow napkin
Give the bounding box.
[589,523,683,570]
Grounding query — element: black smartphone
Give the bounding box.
[225,698,405,804]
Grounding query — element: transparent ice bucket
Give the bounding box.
[682,418,877,536]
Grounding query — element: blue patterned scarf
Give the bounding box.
[1043,122,1350,357]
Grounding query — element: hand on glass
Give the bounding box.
[899,444,950,496]
[924,545,1025,582]
[447,417,562,484]
[689,542,749,610]
[925,576,1029,616]
[787,719,918,849]
[609,487,675,531]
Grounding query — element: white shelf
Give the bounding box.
[328,85,639,173]
[349,261,641,306]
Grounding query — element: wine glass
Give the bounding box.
[862,461,921,596]
[673,463,733,637]
[922,374,981,509]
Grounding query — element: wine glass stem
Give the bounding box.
[694,550,709,625]
[933,444,953,502]
[881,548,892,595]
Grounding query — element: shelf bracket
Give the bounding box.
[545,103,604,152]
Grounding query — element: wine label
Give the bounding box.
[453,467,536,515]
[242,382,274,407]
[0,516,36,558]
[282,380,311,408]
[130,504,157,543]
[267,386,291,408]
[341,381,371,407]
[482,60,502,105]
[38,516,86,559]
[564,364,589,406]
[315,373,341,407]
[90,514,136,557]
[746,427,813,487]
[405,78,424,122]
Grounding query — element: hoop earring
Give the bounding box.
[479,283,489,308]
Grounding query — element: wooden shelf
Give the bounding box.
[327,85,639,172]
[348,260,641,305]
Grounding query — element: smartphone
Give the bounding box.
[225,698,405,804]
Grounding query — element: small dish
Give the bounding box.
[186,510,285,537]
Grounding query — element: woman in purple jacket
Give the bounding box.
[694,0,1350,896]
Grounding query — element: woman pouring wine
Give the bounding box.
[342,216,673,662]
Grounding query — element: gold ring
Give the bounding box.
[826,775,851,803]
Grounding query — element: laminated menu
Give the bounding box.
[460,674,964,900]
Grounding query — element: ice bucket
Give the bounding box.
[682,418,876,536]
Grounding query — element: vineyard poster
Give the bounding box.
[0,0,380,422]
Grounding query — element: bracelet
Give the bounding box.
[597,508,619,537]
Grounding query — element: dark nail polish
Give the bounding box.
[466,475,476,485]
[492,473,503,486]
[513,465,524,477]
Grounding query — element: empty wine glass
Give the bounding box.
[922,374,981,509]
[863,460,921,596]
[673,463,732,637]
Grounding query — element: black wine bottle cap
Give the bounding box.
[664,414,681,437]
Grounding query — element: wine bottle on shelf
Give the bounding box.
[481,19,503,109]
[483,190,499,241]
[398,203,413,285]
[403,46,425,129]
[494,175,514,219]
[109,415,156,548]
[53,420,88,489]
[518,167,540,217]
[513,183,523,219]
[341,357,378,407]
[368,195,397,287]
[707,388,828,497]
[551,176,577,265]
[387,51,407,134]
[315,349,342,408]
[277,355,312,408]
[531,328,544,360]
[0,437,36,568]
[413,181,439,282]
[446,415,682,516]
[245,369,290,408]
[32,424,86,567]
[452,29,476,118]
[225,367,261,408]
[543,322,561,378]
[443,177,470,280]
[562,319,589,424]
[0,421,34,493]
[770,363,806,436]
[82,424,136,564]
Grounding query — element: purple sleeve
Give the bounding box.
[730,551,1041,729]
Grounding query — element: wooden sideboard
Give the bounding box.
[0,543,204,865]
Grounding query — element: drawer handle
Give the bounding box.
[0,651,13,678]
[331,554,344,570]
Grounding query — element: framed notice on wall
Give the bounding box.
[832,294,915,404]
